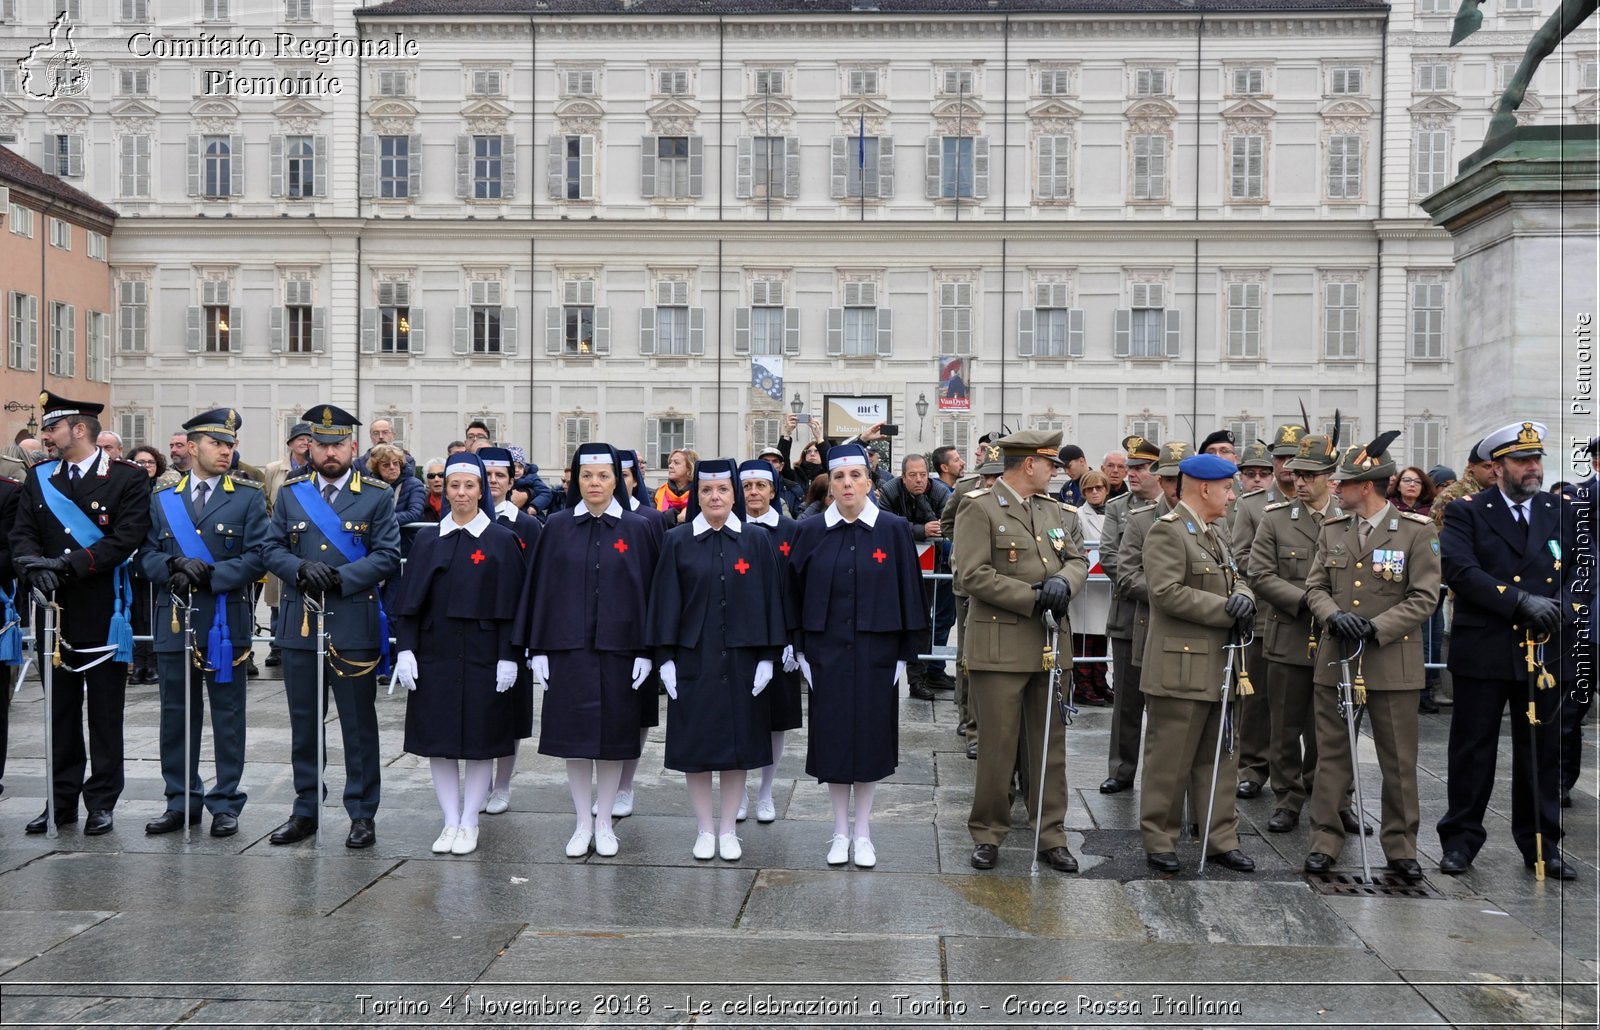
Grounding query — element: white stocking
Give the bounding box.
[853,781,878,841]
[430,758,462,828]
[594,760,624,834]
[719,770,748,833]
[617,728,650,792]
[686,772,715,834]
[566,759,595,833]
[492,740,520,793]
[828,782,852,839]
[461,760,493,830]
[758,730,786,804]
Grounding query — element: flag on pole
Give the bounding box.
[858,110,866,173]
[751,355,784,403]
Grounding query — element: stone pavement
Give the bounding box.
[0,664,1595,1028]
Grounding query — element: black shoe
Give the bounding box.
[211,813,239,838]
[1562,790,1572,808]
[1099,777,1132,795]
[1389,858,1424,883]
[1339,809,1374,836]
[970,843,998,869]
[246,660,261,677]
[1418,694,1440,714]
[1038,846,1078,872]
[1268,808,1299,833]
[965,740,978,760]
[346,818,376,849]
[83,810,114,836]
[264,649,282,668]
[956,721,969,739]
[1146,851,1180,873]
[1304,851,1334,874]
[1236,780,1263,799]
[927,669,956,690]
[1439,849,1471,875]
[144,809,200,835]
[1207,848,1255,872]
[909,681,936,701]
[1530,854,1578,880]
[25,808,76,834]
[269,815,317,845]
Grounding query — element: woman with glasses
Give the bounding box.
[1388,467,1436,518]
[421,459,447,521]
[1387,467,1441,712]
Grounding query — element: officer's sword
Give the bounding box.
[306,591,327,847]
[1522,631,1556,881]
[1334,638,1373,884]
[1199,624,1250,876]
[32,589,57,841]
[1031,611,1068,876]
[176,588,194,845]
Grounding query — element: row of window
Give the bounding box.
[6,204,108,258]
[109,277,1450,362]
[0,1,314,21]
[4,292,111,382]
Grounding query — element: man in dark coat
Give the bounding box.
[878,452,948,699]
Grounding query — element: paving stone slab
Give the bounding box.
[1399,970,1600,1029]
[167,996,462,1026]
[0,990,206,1026]
[572,813,941,874]
[945,937,1447,1027]
[1322,896,1570,977]
[0,910,115,976]
[1124,879,1364,948]
[784,780,935,823]
[1484,892,1600,965]
[338,859,756,932]
[738,869,1147,940]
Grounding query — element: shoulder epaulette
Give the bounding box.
[1060,502,1079,513]
[1323,513,1355,524]
[1130,502,1156,514]
[359,474,391,492]
[0,475,18,485]
[1158,510,1182,522]
[282,470,314,486]
[114,457,142,470]
[1401,511,1430,524]
[1241,488,1265,499]
[968,487,991,498]
[228,476,261,490]
[1263,500,1292,513]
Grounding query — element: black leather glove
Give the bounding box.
[172,556,213,590]
[28,569,60,595]
[16,556,67,596]
[1036,577,1072,618]
[167,569,193,595]
[1326,611,1369,641]
[1514,592,1563,635]
[1224,592,1255,623]
[297,561,341,593]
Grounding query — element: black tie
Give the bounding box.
[1513,503,1529,542]
[323,483,338,506]
[68,463,81,487]
[192,481,209,519]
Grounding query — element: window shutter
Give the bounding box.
[66,134,83,177]
[783,306,800,356]
[973,136,990,199]
[407,134,422,197]
[360,307,377,353]
[827,307,844,356]
[734,306,751,354]
[452,305,470,354]
[1114,309,1131,357]
[593,306,610,355]
[501,305,518,355]
[688,307,705,355]
[784,136,801,199]
[639,306,656,355]
[270,134,284,197]
[408,309,425,354]
[311,306,326,353]
[876,306,893,357]
[359,135,377,198]
[547,134,564,199]
[1068,308,1085,357]
[1017,308,1035,357]
[736,136,753,199]
[683,418,697,451]
[640,135,656,198]
[500,134,516,199]
[182,305,201,352]
[1037,135,1055,198]
[830,136,848,198]
[271,305,285,353]
[688,135,704,198]
[925,136,941,198]
[186,135,201,195]
[1164,308,1181,358]
[546,305,563,354]
[455,136,470,198]
[313,135,328,197]
[225,306,240,352]
[578,134,595,200]
[645,418,660,467]
[878,136,895,197]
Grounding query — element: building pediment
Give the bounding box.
[189,98,239,119]
[1220,98,1277,120]
[43,98,90,119]
[1408,95,1461,117]
[0,98,28,119]
[1319,97,1375,119]
[1027,98,1083,121]
[1576,93,1599,123]
[931,97,985,121]
[645,96,700,134]
[109,98,160,120]
[272,98,326,120]
[1124,98,1179,121]
[554,97,604,120]
[461,97,512,121]
[741,95,795,121]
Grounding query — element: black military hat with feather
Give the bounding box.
[1330,422,1401,484]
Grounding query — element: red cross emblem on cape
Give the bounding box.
[470,549,486,565]
[734,558,750,575]
[779,540,791,557]
[872,548,887,564]
[613,538,629,555]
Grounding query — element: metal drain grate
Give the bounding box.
[1307,871,1444,899]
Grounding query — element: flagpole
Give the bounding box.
[859,110,866,223]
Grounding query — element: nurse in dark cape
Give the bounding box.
[515,443,658,859]
[393,452,526,857]
[790,443,927,868]
[605,448,666,821]
[646,457,786,861]
[477,446,544,816]
[738,458,805,824]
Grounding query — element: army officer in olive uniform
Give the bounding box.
[1139,453,1257,874]
[1303,432,1440,882]
[956,429,1090,873]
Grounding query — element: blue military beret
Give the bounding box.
[1179,453,1239,481]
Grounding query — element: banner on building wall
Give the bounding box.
[751,356,784,407]
[939,356,970,411]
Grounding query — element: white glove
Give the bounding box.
[495,660,517,693]
[393,650,418,695]
[781,644,798,672]
[660,659,678,700]
[631,656,653,691]
[895,660,907,689]
[752,659,774,697]
[529,654,550,689]
[797,652,813,689]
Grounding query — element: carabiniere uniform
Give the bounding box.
[137,408,268,835]
[260,405,401,846]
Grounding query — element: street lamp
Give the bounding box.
[915,392,929,440]
[4,400,37,437]
[790,391,803,414]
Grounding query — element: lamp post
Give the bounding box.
[790,391,803,414]
[4,400,37,437]
[915,392,929,440]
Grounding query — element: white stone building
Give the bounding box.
[0,0,1591,474]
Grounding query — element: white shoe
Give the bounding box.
[431,825,458,854]
[590,799,599,816]
[719,832,742,861]
[565,826,593,858]
[736,793,749,822]
[612,790,634,818]
[826,834,850,866]
[594,828,619,857]
[450,826,479,855]
[484,790,510,815]
[756,797,777,823]
[853,837,877,868]
[692,831,716,860]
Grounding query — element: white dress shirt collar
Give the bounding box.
[748,506,781,528]
[438,509,491,538]
[693,510,743,536]
[573,497,624,520]
[824,499,880,528]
